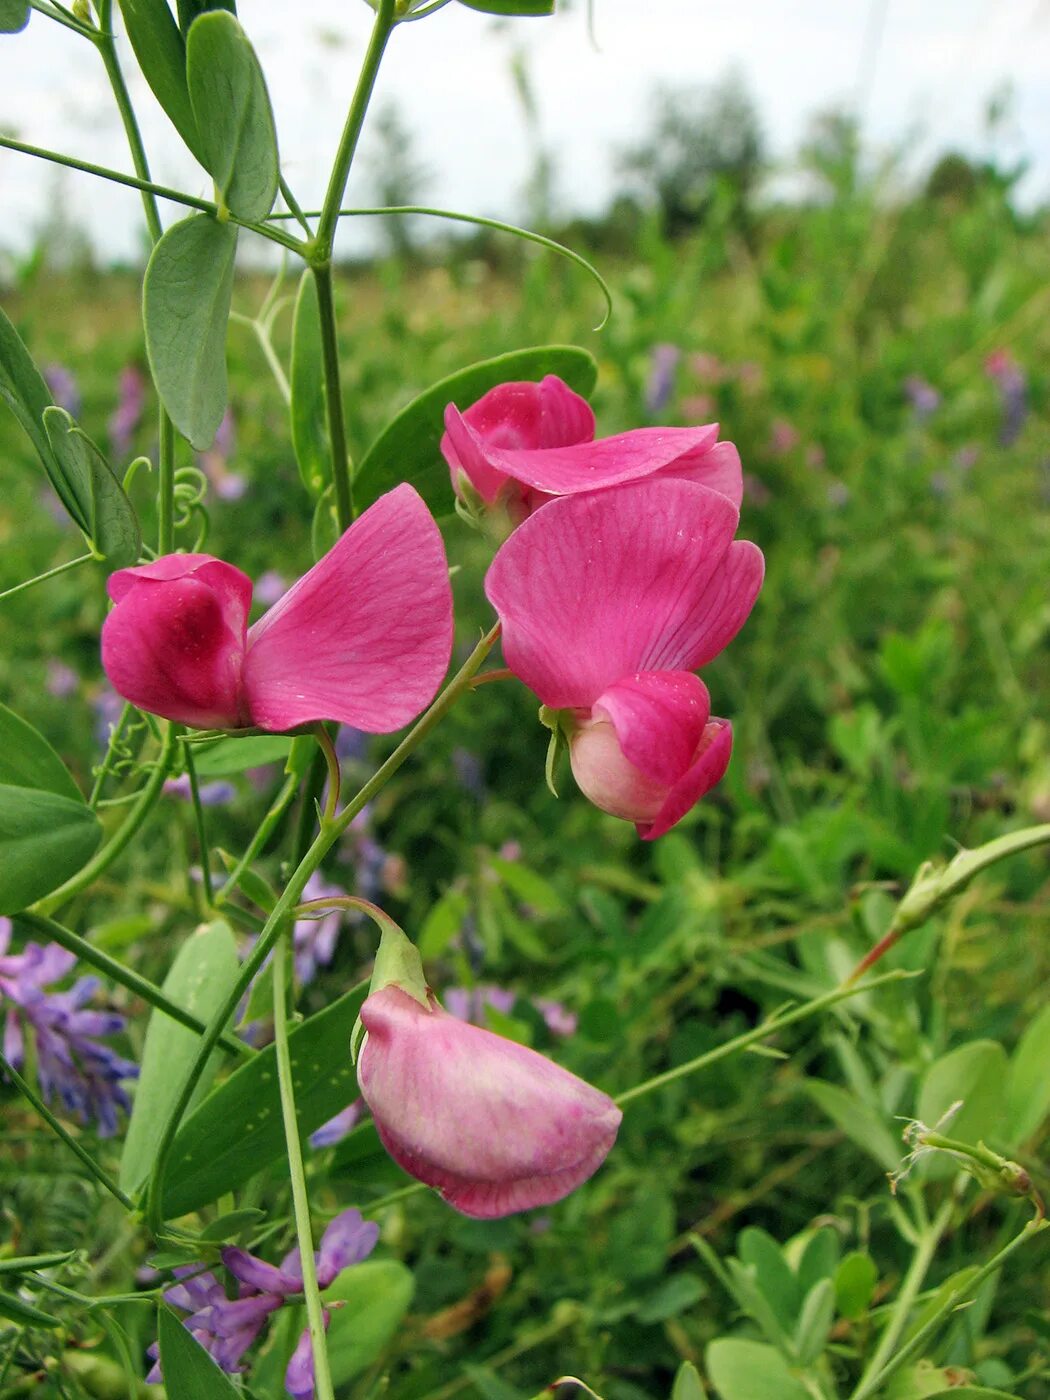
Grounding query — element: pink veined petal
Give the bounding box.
[659,439,743,507]
[442,375,595,503]
[592,671,711,786]
[447,419,720,498]
[484,478,743,707]
[647,539,765,672]
[641,718,734,841]
[242,484,453,733]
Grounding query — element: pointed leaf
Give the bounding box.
[324,1261,415,1384]
[354,344,598,516]
[0,1290,60,1328]
[144,214,237,450]
[0,1,29,33]
[158,1306,241,1399]
[1005,1002,1050,1146]
[801,1078,901,1173]
[43,408,141,567]
[118,0,204,162]
[672,1361,708,1400]
[0,704,81,801]
[794,1278,834,1365]
[290,270,328,498]
[0,786,102,915]
[186,11,279,222]
[162,982,366,1217]
[190,735,292,775]
[917,1040,1009,1177]
[120,920,241,1195]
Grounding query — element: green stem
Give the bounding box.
[0,553,94,603]
[311,263,354,529]
[89,702,135,809]
[157,413,175,555]
[215,770,300,910]
[849,1197,954,1400]
[33,722,179,916]
[313,725,341,823]
[615,969,914,1106]
[14,913,250,1059]
[0,1052,133,1210]
[279,173,314,238]
[28,0,92,37]
[183,745,214,910]
[145,624,500,1235]
[272,934,335,1400]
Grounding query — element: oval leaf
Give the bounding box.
[144,214,237,450]
[0,786,102,915]
[672,1361,708,1400]
[158,1306,241,1399]
[290,270,328,498]
[177,0,235,34]
[917,1040,1009,1177]
[0,0,29,33]
[162,982,366,1217]
[1005,1002,1050,1147]
[120,920,241,1195]
[118,0,204,162]
[186,11,279,222]
[801,1079,901,1173]
[191,734,292,776]
[354,344,599,516]
[704,1339,810,1400]
[43,408,141,567]
[458,0,554,14]
[0,704,81,801]
[325,1260,415,1385]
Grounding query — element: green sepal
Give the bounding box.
[350,913,428,1064]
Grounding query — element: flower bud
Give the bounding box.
[356,986,621,1219]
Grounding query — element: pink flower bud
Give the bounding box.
[356,986,621,1219]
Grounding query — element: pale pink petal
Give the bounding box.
[593,671,711,785]
[447,419,719,499]
[484,479,742,707]
[641,718,734,840]
[242,485,453,733]
[357,987,621,1220]
[659,439,742,507]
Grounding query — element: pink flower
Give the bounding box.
[101,485,452,732]
[356,985,621,1219]
[441,374,741,523]
[484,478,763,838]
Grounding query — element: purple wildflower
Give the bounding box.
[985,349,1028,445]
[769,419,801,456]
[45,660,78,699]
[904,376,941,422]
[199,407,247,500]
[254,569,287,609]
[452,747,485,799]
[108,365,146,459]
[309,1098,365,1149]
[0,920,137,1136]
[150,1211,379,1394]
[294,872,347,984]
[335,727,370,763]
[644,343,681,416]
[93,685,124,749]
[43,363,81,417]
[444,984,576,1038]
[163,774,236,806]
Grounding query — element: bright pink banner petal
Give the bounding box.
[647,539,765,672]
[484,478,742,707]
[641,718,734,840]
[242,485,453,733]
[661,439,743,507]
[593,671,711,785]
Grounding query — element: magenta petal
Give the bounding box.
[242,485,453,733]
[357,987,621,1220]
[642,718,734,840]
[485,478,743,706]
[661,439,743,507]
[594,671,711,785]
[101,555,251,728]
[650,539,765,671]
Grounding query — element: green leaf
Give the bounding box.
[462,1366,530,1400]
[737,1228,799,1333]
[354,344,598,516]
[190,735,292,775]
[607,1187,674,1282]
[120,920,241,1196]
[0,1289,60,1328]
[118,0,204,163]
[0,786,102,915]
[489,855,566,915]
[418,888,469,959]
[458,0,554,15]
[144,214,237,450]
[672,1360,708,1400]
[1005,1002,1050,1146]
[0,303,83,527]
[197,1207,266,1242]
[0,704,81,801]
[704,1339,810,1400]
[325,1260,415,1384]
[917,1041,1009,1177]
[834,1250,878,1319]
[158,1305,241,1399]
[186,11,279,222]
[795,1227,840,1298]
[162,982,366,1217]
[290,270,328,499]
[794,1278,835,1365]
[176,0,235,34]
[42,408,141,567]
[801,1078,901,1173]
[0,0,29,34]
[635,1273,705,1324]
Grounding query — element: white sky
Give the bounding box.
[0,0,1048,262]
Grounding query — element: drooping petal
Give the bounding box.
[357,986,621,1220]
[442,376,595,503]
[484,478,744,707]
[243,485,453,733]
[102,555,252,729]
[641,718,734,841]
[315,1208,380,1288]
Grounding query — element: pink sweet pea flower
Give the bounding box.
[441,374,742,523]
[101,484,452,732]
[484,478,763,839]
[356,985,621,1219]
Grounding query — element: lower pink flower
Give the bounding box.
[356,986,621,1219]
